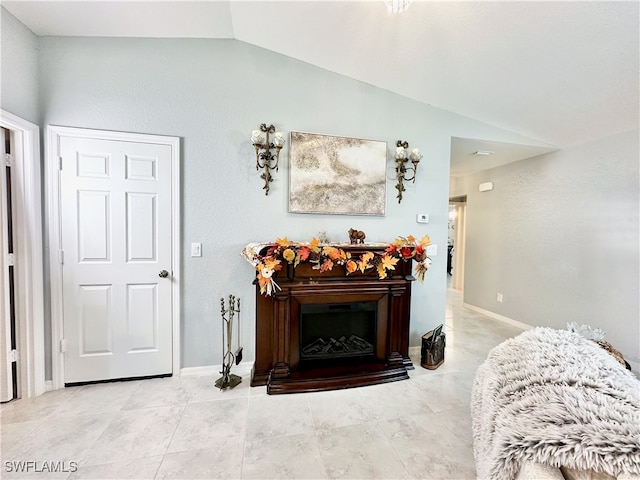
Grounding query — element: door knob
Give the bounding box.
[159,270,169,278]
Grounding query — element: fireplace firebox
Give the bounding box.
[299,302,377,364]
[251,244,415,394]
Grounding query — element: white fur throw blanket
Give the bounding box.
[472,327,640,480]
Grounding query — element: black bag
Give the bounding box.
[421,324,445,370]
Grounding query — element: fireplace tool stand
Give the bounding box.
[215,295,242,390]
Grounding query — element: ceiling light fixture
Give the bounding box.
[473,150,494,156]
[384,0,413,13]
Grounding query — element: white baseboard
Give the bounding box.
[463,303,533,331]
[180,363,253,377]
[463,303,640,375]
[45,380,53,392]
[409,346,421,358]
[179,365,219,377]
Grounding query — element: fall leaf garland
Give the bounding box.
[254,235,432,296]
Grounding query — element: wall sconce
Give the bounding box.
[394,140,422,203]
[251,123,285,195]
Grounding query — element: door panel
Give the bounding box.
[60,136,173,383]
[79,284,112,355]
[126,192,156,262]
[126,283,158,352]
[78,190,111,262]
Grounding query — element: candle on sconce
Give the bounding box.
[273,132,285,148]
[251,130,264,145]
[395,146,407,159]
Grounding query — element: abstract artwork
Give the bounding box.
[288,132,387,216]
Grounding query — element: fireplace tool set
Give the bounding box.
[215,295,243,390]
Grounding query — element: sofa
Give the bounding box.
[471,327,640,480]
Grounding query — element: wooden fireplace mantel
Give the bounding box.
[251,244,415,394]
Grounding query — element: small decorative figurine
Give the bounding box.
[317,231,330,244]
[348,228,366,244]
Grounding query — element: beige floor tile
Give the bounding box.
[306,388,380,431]
[242,433,327,480]
[156,443,244,479]
[166,398,247,453]
[245,393,314,441]
[378,413,476,479]
[2,414,113,463]
[68,456,163,479]
[81,405,184,466]
[316,423,411,479]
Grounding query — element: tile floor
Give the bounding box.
[0,287,526,479]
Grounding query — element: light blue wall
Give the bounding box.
[453,130,640,365]
[0,7,39,123]
[0,23,550,371]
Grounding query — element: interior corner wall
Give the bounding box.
[458,130,640,364]
[32,35,550,372]
[0,7,39,124]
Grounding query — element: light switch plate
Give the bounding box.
[416,213,429,223]
[191,242,202,257]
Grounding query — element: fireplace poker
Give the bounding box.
[215,295,242,390]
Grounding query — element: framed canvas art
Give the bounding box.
[288,131,387,216]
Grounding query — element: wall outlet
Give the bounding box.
[496,293,503,303]
[426,244,437,256]
[191,242,202,257]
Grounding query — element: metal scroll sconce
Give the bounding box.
[251,123,285,195]
[394,140,422,204]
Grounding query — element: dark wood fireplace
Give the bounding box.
[251,245,415,394]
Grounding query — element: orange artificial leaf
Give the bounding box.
[319,258,334,272]
[357,252,375,273]
[380,254,400,271]
[407,235,416,244]
[263,257,282,271]
[419,234,431,247]
[322,246,338,259]
[309,237,321,253]
[275,237,291,247]
[415,263,427,282]
[257,273,271,294]
[377,263,388,279]
[298,246,311,261]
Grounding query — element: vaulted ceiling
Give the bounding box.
[4,1,638,176]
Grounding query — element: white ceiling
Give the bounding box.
[3,0,638,176]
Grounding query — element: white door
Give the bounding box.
[59,135,174,383]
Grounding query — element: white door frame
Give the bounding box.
[47,126,181,389]
[0,109,45,399]
[451,201,466,291]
